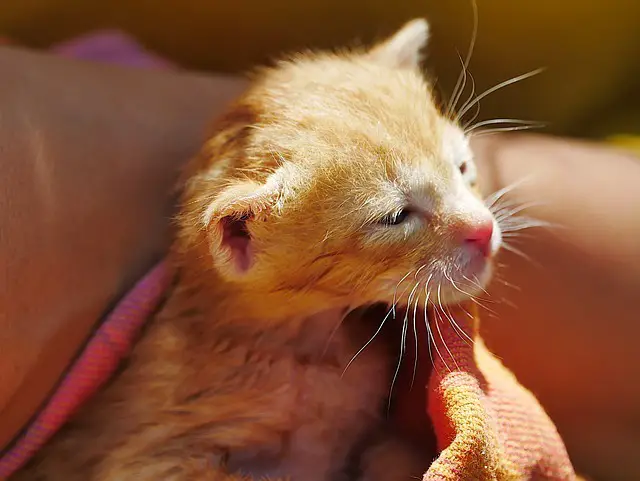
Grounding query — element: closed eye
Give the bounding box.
[378,208,413,226]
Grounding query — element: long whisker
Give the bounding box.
[470,124,544,137]
[392,270,415,319]
[441,275,478,346]
[410,285,422,390]
[484,177,533,210]
[451,277,497,307]
[433,307,457,372]
[461,274,489,296]
[447,52,468,119]
[342,269,413,375]
[494,274,522,293]
[421,274,435,368]
[342,305,393,376]
[458,67,545,119]
[448,0,479,119]
[466,118,545,134]
[490,196,528,213]
[435,284,459,371]
[388,303,409,413]
[446,270,486,298]
[322,314,346,359]
[499,218,552,233]
[465,293,499,316]
[414,264,428,279]
[500,213,556,227]
[388,281,420,412]
[501,242,539,267]
[494,201,544,221]
[444,302,474,346]
[424,282,446,372]
[459,71,479,128]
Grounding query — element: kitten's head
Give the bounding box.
[179,19,501,311]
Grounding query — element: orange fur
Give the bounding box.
[14,18,500,481]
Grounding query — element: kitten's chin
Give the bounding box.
[440,262,494,305]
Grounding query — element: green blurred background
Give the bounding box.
[1,0,640,140]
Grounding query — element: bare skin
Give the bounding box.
[0,49,638,480]
[0,46,248,453]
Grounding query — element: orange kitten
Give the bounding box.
[15,18,501,481]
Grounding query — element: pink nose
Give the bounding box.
[463,221,494,257]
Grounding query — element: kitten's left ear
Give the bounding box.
[202,175,281,277]
[367,18,430,70]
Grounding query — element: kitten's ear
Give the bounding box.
[203,176,280,277]
[367,18,429,70]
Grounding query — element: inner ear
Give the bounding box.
[220,213,254,274]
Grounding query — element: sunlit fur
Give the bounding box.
[14,18,509,481]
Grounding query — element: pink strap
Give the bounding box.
[0,260,172,478]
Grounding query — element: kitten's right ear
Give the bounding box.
[367,18,430,70]
[203,176,280,277]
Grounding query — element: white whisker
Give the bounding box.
[448,271,486,297]
[501,242,540,268]
[463,274,488,294]
[343,269,412,376]
[447,0,478,119]
[458,67,545,119]
[342,305,393,376]
[424,280,443,371]
[388,281,420,412]
[441,279,475,346]
[441,273,478,346]
[447,52,468,119]
[499,218,552,232]
[321,314,346,359]
[466,118,545,134]
[444,302,474,346]
[459,71,479,128]
[471,124,544,136]
[466,294,499,316]
[392,270,414,319]
[435,284,459,371]
[484,177,533,210]
[494,275,522,293]
[434,308,457,372]
[410,285,421,390]
[494,201,544,221]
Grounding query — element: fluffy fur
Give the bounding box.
[14,18,501,481]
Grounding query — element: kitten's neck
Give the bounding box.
[163,262,354,358]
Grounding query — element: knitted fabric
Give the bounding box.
[423,309,576,480]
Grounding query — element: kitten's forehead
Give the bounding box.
[262,55,439,135]
[257,54,470,201]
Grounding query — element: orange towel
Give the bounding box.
[395,303,576,480]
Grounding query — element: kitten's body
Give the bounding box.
[15,19,500,481]
[17,288,419,481]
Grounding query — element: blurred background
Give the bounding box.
[1,1,639,480]
[1,0,640,141]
